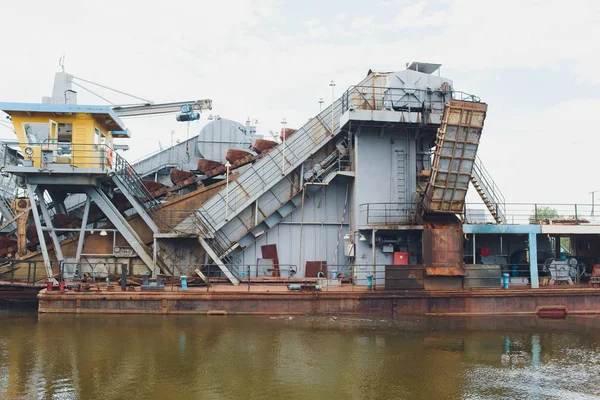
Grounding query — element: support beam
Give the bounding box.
[35,188,65,264]
[529,232,539,289]
[26,184,55,282]
[85,187,160,274]
[48,190,68,215]
[111,175,160,234]
[198,236,239,285]
[75,197,91,263]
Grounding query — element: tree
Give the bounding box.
[532,206,558,220]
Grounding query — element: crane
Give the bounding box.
[112,99,212,118]
[47,64,212,120]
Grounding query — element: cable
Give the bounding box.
[71,81,115,105]
[72,76,153,104]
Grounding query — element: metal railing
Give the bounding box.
[360,202,419,226]
[471,155,506,223]
[196,88,348,236]
[464,203,600,225]
[113,152,162,212]
[2,141,115,169]
[195,137,353,258]
[0,258,42,285]
[172,263,299,279]
[341,85,480,114]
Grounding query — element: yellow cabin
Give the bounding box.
[0,103,130,169]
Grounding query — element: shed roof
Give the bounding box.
[0,102,127,132]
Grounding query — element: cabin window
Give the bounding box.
[57,123,72,156]
[94,127,100,148]
[23,123,49,144]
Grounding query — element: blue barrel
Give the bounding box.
[511,265,519,277]
[180,276,188,291]
[503,273,509,289]
[367,275,373,291]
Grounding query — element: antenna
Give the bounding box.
[59,53,66,72]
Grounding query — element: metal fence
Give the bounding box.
[360,202,419,226]
[464,203,600,225]
[2,142,115,169]
[0,258,42,285]
[341,85,479,114]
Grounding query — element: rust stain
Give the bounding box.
[425,267,465,276]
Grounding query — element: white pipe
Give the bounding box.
[281,118,287,175]
[225,162,231,221]
[330,80,336,136]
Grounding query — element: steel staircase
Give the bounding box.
[113,153,162,213]
[174,73,375,284]
[220,143,350,258]
[190,147,350,282]
[190,133,354,284]
[470,155,506,223]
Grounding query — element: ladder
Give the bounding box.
[470,156,506,223]
[112,152,162,214]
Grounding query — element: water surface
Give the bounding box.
[0,310,599,399]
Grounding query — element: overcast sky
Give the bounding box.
[0,0,598,206]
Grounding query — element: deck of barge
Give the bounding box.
[37,284,600,316]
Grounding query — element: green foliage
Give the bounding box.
[533,206,559,220]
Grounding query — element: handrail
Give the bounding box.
[341,85,482,114]
[464,202,600,225]
[471,155,506,223]
[359,202,418,225]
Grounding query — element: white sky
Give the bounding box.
[0,0,598,205]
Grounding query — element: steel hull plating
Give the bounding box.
[38,287,600,316]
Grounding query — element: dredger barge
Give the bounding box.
[1,62,600,316]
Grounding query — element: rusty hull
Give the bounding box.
[37,287,600,316]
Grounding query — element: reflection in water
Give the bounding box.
[0,311,599,399]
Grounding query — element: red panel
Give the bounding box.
[394,252,409,265]
[261,244,280,277]
[305,261,327,278]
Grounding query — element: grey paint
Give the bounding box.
[130,117,253,180]
[238,177,351,274]
[353,128,417,227]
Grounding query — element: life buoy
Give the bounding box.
[106,148,114,167]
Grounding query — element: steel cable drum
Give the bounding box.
[196,118,253,164]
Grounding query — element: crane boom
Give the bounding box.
[112,99,212,117]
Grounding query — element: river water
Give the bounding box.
[0,308,599,400]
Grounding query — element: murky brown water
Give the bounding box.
[0,309,600,400]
